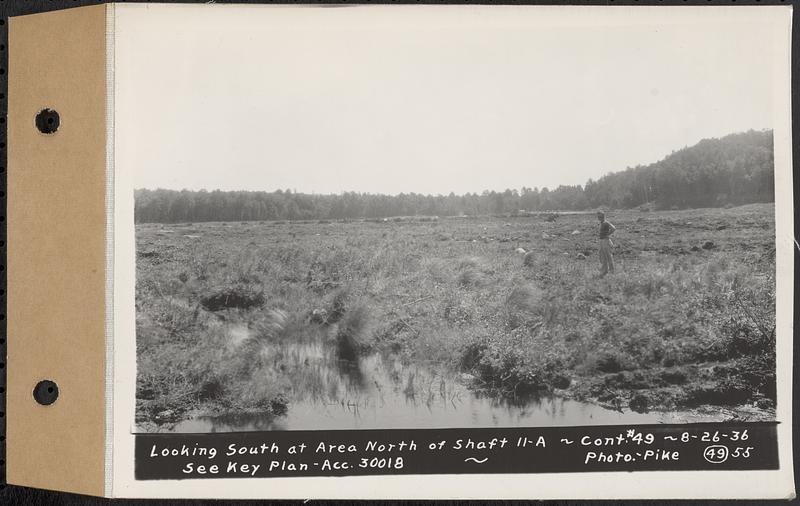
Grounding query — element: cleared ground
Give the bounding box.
[135,203,776,430]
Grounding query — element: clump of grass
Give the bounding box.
[136,321,289,427]
[208,310,293,410]
[474,344,566,397]
[245,309,291,353]
[336,303,372,362]
[505,284,544,329]
[146,297,200,338]
[455,256,493,288]
[456,256,483,271]
[422,258,452,283]
[328,288,349,323]
[459,340,487,371]
[620,273,672,300]
[457,268,487,288]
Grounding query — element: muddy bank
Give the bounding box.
[562,363,775,422]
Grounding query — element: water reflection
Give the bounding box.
[172,326,678,433]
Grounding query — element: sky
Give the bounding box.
[115,5,787,195]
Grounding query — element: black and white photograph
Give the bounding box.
[130,5,782,434]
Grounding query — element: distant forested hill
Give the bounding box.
[135,129,774,223]
[582,129,774,210]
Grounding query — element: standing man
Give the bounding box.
[597,211,616,276]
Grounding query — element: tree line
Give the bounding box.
[135,129,774,223]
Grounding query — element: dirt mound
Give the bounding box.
[200,286,265,311]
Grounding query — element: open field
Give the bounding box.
[135,203,776,431]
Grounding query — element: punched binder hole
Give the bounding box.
[36,108,60,134]
[33,380,58,406]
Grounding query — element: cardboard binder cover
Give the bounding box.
[8,5,108,496]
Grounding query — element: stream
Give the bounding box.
[170,323,686,433]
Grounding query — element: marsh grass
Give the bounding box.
[336,303,372,361]
[136,204,777,427]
